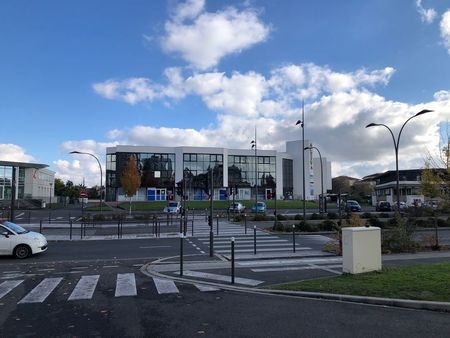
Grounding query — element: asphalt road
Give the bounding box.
[1,239,450,337]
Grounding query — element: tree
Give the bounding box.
[121,155,141,214]
[54,178,65,197]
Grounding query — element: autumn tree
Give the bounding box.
[121,155,141,214]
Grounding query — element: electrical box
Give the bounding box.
[342,227,382,274]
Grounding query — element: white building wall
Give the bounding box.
[24,168,55,200]
[285,139,312,200]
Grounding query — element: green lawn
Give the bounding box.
[273,262,450,302]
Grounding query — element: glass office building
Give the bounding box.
[105,140,332,202]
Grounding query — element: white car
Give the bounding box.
[228,202,245,213]
[0,221,48,259]
[163,201,182,214]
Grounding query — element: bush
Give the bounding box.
[382,215,417,253]
[327,212,337,220]
[92,214,106,221]
[294,214,304,221]
[253,214,267,221]
[276,214,287,221]
[233,214,245,222]
[319,219,336,231]
[272,221,285,232]
[367,217,383,228]
[310,213,323,220]
[361,212,372,219]
[414,219,433,228]
[379,213,389,218]
[299,221,318,232]
[437,218,450,227]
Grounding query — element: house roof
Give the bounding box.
[0,160,48,169]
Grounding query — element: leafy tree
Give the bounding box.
[54,178,65,196]
[121,155,141,214]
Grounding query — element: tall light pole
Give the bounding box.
[304,144,324,214]
[366,109,433,210]
[296,101,306,221]
[251,128,258,212]
[70,151,103,213]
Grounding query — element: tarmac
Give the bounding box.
[19,220,450,312]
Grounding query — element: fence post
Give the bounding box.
[179,233,184,276]
[48,211,51,224]
[253,225,257,254]
[39,220,42,234]
[231,237,235,284]
[28,211,31,224]
[216,215,219,236]
[244,214,247,234]
[292,224,296,253]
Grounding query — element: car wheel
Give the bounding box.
[14,245,31,259]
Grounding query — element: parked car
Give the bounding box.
[228,202,245,213]
[344,200,361,212]
[0,221,48,259]
[251,202,266,213]
[163,201,182,214]
[376,201,392,212]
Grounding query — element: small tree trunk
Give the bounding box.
[129,196,132,215]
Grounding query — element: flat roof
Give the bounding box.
[0,160,48,169]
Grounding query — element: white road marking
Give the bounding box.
[71,266,89,270]
[0,280,24,299]
[68,275,100,300]
[115,273,137,297]
[182,270,263,286]
[103,265,119,268]
[216,247,311,253]
[214,243,293,249]
[237,257,342,267]
[251,264,342,273]
[18,277,63,304]
[194,284,221,292]
[36,268,55,272]
[2,271,21,274]
[132,264,144,267]
[153,277,179,294]
[139,246,172,249]
[310,264,342,275]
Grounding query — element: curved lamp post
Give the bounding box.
[70,151,103,213]
[251,129,258,212]
[296,101,306,221]
[304,144,324,214]
[366,109,433,210]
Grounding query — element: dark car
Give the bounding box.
[376,201,392,212]
[344,200,361,212]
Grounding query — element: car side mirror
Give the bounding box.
[2,231,10,238]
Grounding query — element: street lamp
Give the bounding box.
[49,182,53,209]
[251,131,258,211]
[366,109,433,210]
[70,151,103,213]
[304,144,324,214]
[296,101,306,221]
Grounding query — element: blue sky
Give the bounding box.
[1,0,450,185]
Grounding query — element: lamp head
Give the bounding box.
[295,120,303,127]
[365,123,380,128]
[415,109,433,117]
[69,151,81,154]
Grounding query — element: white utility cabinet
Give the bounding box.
[342,226,382,274]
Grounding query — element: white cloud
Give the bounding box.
[161,2,270,70]
[0,144,35,162]
[416,0,437,24]
[434,89,450,101]
[441,10,450,54]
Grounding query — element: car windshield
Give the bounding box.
[2,221,28,234]
[168,202,178,207]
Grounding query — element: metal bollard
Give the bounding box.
[184,218,187,237]
[292,224,296,253]
[80,222,83,239]
[39,220,43,234]
[48,211,51,224]
[118,219,121,239]
[69,220,73,240]
[216,216,219,236]
[180,233,184,276]
[244,214,247,234]
[231,237,235,284]
[253,225,257,254]
[28,211,31,224]
[191,220,194,236]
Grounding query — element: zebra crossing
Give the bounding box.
[192,222,311,256]
[0,272,223,305]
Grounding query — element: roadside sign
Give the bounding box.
[80,191,88,198]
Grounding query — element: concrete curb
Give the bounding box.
[142,255,450,313]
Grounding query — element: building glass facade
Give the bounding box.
[282,159,293,198]
[0,166,25,200]
[182,153,223,200]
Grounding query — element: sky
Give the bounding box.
[1,0,450,187]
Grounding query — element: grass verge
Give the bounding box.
[272,262,450,302]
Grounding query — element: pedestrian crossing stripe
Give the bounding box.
[1,274,224,304]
